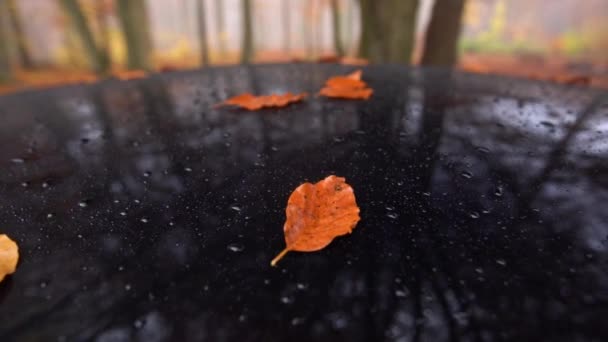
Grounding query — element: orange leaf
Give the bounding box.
[113,70,147,80]
[0,234,19,282]
[217,92,307,111]
[339,56,369,66]
[271,175,360,266]
[319,87,373,100]
[319,69,373,100]
[317,55,369,66]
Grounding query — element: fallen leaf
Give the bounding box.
[555,75,590,86]
[217,92,308,111]
[339,56,369,66]
[319,70,373,100]
[271,175,360,266]
[113,70,147,80]
[0,234,19,282]
[317,55,369,66]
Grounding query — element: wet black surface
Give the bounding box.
[0,64,608,341]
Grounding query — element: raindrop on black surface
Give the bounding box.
[469,211,480,219]
[494,185,504,197]
[280,295,294,304]
[476,146,491,154]
[10,158,24,164]
[387,212,399,219]
[78,201,88,208]
[461,171,473,179]
[227,243,244,252]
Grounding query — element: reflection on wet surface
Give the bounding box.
[0,64,607,341]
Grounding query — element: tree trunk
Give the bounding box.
[240,0,254,63]
[359,0,418,64]
[59,0,109,73]
[345,0,353,54]
[330,0,344,56]
[196,0,209,66]
[116,0,153,71]
[214,0,226,58]
[421,0,466,66]
[0,2,13,82]
[95,0,112,69]
[7,0,33,69]
[281,0,290,53]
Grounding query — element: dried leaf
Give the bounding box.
[319,70,373,100]
[0,234,19,282]
[271,175,360,266]
[217,92,308,111]
[113,70,147,80]
[317,55,369,66]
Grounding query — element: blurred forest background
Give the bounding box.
[0,0,607,93]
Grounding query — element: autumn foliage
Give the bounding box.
[216,92,308,110]
[319,70,373,100]
[271,175,360,266]
[0,234,19,282]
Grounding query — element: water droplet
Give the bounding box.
[238,314,247,322]
[40,281,48,288]
[291,317,304,325]
[47,213,54,219]
[270,146,279,152]
[280,295,294,304]
[386,212,398,219]
[133,319,144,329]
[119,211,127,216]
[494,186,504,197]
[496,259,507,266]
[10,158,24,164]
[476,146,490,154]
[143,171,151,177]
[460,171,473,179]
[81,266,88,272]
[230,206,242,212]
[395,289,409,298]
[227,243,244,252]
[118,265,125,271]
[41,182,49,188]
[333,136,345,143]
[78,201,88,208]
[296,283,308,291]
[184,167,192,172]
[469,211,480,219]
[475,268,484,274]
[140,218,148,223]
[77,234,83,239]
[125,284,132,291]
[21,182,29,187]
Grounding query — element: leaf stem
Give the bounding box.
[270,248,289,267]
